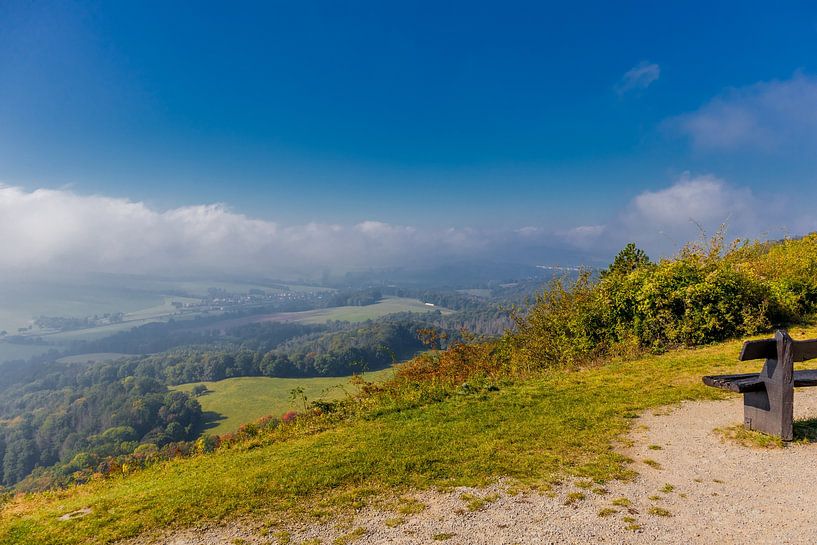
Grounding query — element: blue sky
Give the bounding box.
[2,1,817,273]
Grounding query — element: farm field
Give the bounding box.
[197,296,453,332]
[295,297,453,323]
[0,280,164,335]
[0,274,329,343]
[35,296,206,343]
[136,279,332,297]
[457,288,492,298]
[172,368,394,435]
[64,273,334,298]
[121,296,200,321]
[55,353,136,364]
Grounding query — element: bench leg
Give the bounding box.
[743,383,793,441]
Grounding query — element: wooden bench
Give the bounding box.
[703,330,817,440]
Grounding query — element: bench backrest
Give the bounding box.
[740,332,817,362]
[739,330,815,388]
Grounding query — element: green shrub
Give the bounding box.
[510,233,817,370]
[514,271,607,368]
[742,234,817,318]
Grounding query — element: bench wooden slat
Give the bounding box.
[739,338,817,362]
[703,369,817,393]
[794,369,817,387]
[797,341,817,362]
[702,373,764,393]
[739,339,776,361]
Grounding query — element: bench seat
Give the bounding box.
[703,369,817,393]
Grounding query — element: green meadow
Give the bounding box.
[172,368,395,435]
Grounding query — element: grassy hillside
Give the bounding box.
[6,327,816,545]
[172,368,394,435]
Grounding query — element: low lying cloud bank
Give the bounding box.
[0,185,491,275]
[3,184,562,276]
[0,177,810,277]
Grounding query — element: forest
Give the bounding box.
[0,361,201,490]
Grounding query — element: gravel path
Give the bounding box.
[127,391,817,545]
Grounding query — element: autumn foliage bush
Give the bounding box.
[514,233,817,369]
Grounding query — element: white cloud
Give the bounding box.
[671,73,817,151]
[514,226,543,237]
[0,178,809,277]
[554,174,798,258]
[0,185,572,275]
[615,61,660,94]
[629,174,753,227]
[558,225,606,249]
[0,185,432,274]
